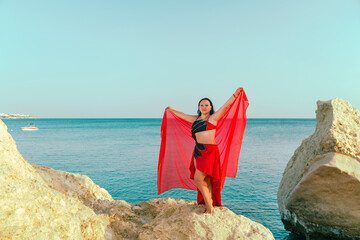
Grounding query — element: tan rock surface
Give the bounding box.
[107,198,274,240]
[278,98,360,239]
[0,119,274,239]
[31,164,114,211]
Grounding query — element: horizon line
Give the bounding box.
[1,117,317,120]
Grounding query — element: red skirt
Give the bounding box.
[189,144,223,207]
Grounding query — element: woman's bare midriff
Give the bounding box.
[195,129,216,145]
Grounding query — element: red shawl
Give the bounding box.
[157,90,249,195]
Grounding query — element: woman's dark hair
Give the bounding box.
[197,98,215,116]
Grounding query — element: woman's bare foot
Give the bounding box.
[204,206,214,214]
[205,198,214,214]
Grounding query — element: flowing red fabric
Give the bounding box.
[157,90,249,202]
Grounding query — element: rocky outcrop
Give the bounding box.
[106,198,276,239]
[0,120,274,240]
[278,98,360,239]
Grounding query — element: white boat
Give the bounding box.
[21,123,39,131]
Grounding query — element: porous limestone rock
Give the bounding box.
[278,98,360,239]
[105,198,274,240]
[0,119,274,240]
[31,164,114,211]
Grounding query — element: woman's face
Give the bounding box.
[199,100,212,115]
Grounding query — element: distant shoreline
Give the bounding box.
[0,114,38,119]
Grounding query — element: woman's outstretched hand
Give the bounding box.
[166,106,174,111]
[234,87,243,97]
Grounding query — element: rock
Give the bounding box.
[278,98,360,239]
[31,164,114,213]
[108,198,274,240]
[0,119,274,240]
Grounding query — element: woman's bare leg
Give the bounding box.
[205,176,213,202]
[194,158,214,214]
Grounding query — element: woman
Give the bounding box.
[164,87,244,214]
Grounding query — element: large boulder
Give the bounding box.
[0,120,274,240]
[103,198,275,240]
[278,98,360,239]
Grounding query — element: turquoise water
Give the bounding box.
[3,118,315,239]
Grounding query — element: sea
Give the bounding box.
[3,118,316,240]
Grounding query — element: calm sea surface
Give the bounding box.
[3,118,315,240]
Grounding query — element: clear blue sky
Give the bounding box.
[1,1,359,118]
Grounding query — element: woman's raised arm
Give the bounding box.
[211,87,243,122]
[166,106,198,123]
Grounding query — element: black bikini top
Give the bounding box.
[191,118,217,141]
